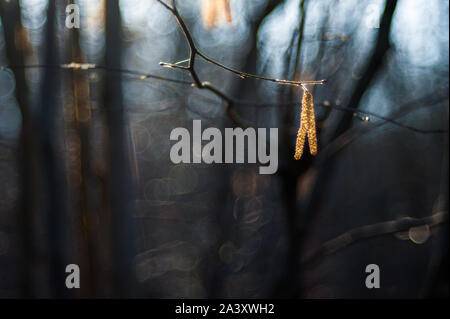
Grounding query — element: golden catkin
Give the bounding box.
[294,94,309,160]
[306,92,318,155]
[294,90,318,159]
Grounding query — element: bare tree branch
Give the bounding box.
[157,0,326,88]
[316,89,449,163]
[302,211,449,266]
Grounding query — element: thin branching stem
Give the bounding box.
[302,211,449,266]
[156,0,326,88]
[198,51,326,85]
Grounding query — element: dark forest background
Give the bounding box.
[0,0,448,298]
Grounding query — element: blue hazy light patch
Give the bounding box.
[0,99,22,141]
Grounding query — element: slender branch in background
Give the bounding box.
[315,90,449,162]
[327,0,398,143]
[317,103,448,134]
[1,63,447,134]
[302,211,449,266]
[0,63,192,85]
[292,0,307,81]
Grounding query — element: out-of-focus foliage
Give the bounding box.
[0,0,447,298]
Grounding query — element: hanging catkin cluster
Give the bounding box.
[294,90,318,160]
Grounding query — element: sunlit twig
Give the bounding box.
[156,0,326,88]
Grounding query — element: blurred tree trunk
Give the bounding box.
[38,0,70,298]
[0,0,35,297]
[104,0,136,297]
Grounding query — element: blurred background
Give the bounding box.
[0,0,448,298]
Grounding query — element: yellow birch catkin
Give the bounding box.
[294,90,318,159]
[294,93,309,160]
[306,92,318,155]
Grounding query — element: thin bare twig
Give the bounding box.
[156,0,250,125]
[154,0,325,128]
[1,63,447,134]
[1,63,192,85]
[315,89,449,163]
[188,92,449,134]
